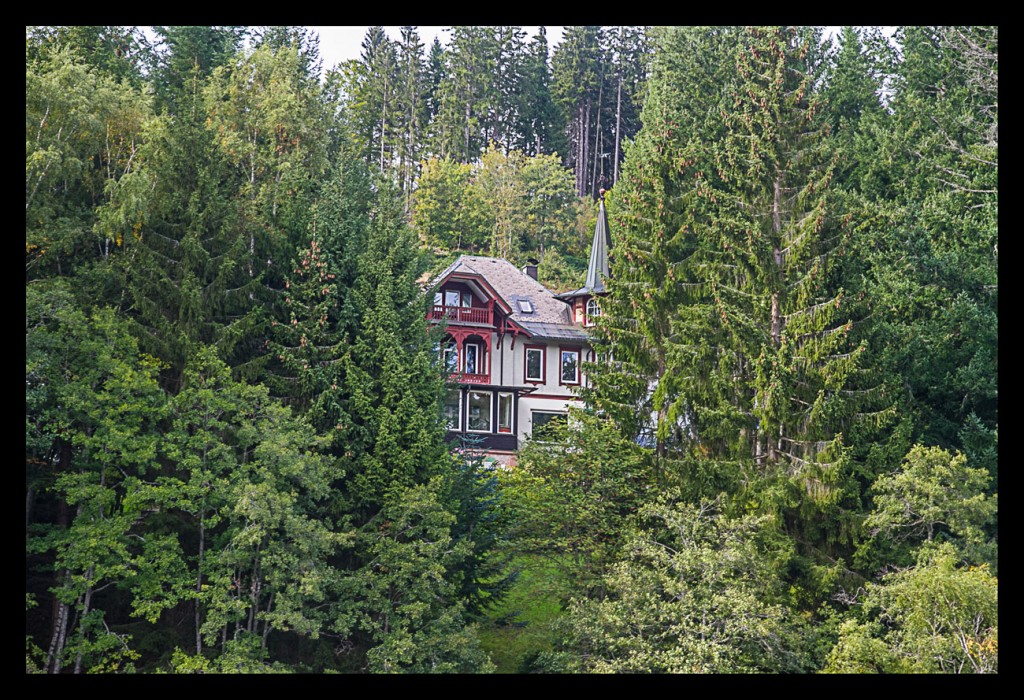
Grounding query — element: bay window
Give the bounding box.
[444,389,462,431]
[497,392,513,433]
[467,391,492,432]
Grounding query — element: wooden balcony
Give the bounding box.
[449,372,490,385]
[429,303,493,327]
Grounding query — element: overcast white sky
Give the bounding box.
[308,26,565,72]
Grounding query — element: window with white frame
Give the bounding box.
[467,391,492,432]
[443,289,473,307]
[442,340,459,373]
[525,346,544,382]
[586,298,601,326]
[497,392,513,433]
[560,348,580,384]
[532,410,567,441]
[443,389,462,431]
[464,342,480,375]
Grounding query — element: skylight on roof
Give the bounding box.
[517,299,534,314]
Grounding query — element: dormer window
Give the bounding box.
[517,299,534,314]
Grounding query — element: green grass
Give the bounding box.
[476,554,572,673]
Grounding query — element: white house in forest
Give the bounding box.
[429,191,611,463]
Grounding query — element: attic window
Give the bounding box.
[517,299,534,314]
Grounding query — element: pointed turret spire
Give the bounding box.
[584,188,612,294]
[555,188,613,305]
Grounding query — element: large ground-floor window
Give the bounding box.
[444,389,462,431]
[532,410,567,440]
[497,392,513,433]
[467,390,492,432]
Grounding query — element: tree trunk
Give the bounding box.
[73,566,95,674]
[195,513,205,655]
[591,80,603,198]
[613,74,623,185]
[380,70,388,172]
[766,171,784,463]
[260,592,274,651]
[45,572,71,674]
[464,100,472,161]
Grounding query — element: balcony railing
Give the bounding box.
[429,304,493,326]
[450,372,490,385]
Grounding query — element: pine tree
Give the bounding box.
[150,26,246,112]
[551,26,602,197]
[335,182,449,519]
[492,26,528,153]
[268,158,373,431]
[590,28,883,564]
[394,27,427,209]
[432,27,499,162]
[351,27,399,172]
[520,27,563,157]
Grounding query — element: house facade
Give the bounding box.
[429,191,611,463]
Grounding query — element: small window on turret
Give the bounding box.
[586,298,601,326]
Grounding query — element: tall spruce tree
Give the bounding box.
[394,27,427,208]
[334,182,448,518]
[431,27,499,162]
[551,26,602,197]
[589,27,881,567]
[520,27,563,157]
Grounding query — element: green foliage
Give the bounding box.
[343,480,494,673]
[858,444,996,572]
[476,555,570,673]
[543,494,814,673]
[443,436,516,616]
[334,183,448,517]
[150,26,246,111]
[24,25,997,675]
[26,292,167,673]
[151,347,348,656]
[412,157,489,252]
[502,411,651,595]
[824,543,997,674]
[167,633,294,673]
[411,147,580,262]
[26,44,151,281]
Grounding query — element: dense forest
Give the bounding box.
[26,25,996,673]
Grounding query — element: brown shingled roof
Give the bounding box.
[432,255,587,340]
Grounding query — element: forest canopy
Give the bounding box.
[26,25,996,674]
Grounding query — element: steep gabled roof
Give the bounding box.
[431,255,588,341]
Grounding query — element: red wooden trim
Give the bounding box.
[523,344,546,383]
[558,345,582,386]
[444,272,513,314]
[504,317,532,337]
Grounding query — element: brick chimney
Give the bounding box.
[523,258,539,281]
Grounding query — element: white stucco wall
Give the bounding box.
[482,332,586,444]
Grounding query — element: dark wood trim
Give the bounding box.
[444,431,518,452]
